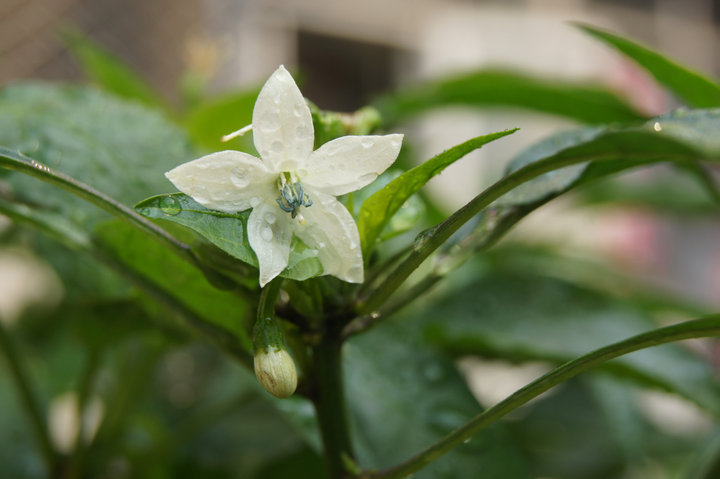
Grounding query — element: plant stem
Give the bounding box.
[362,315,720,479]
[356,140,692,315]
[312,335,355,478]
[0,321,56,472]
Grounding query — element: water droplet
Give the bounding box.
[361,138,374,149]
[296,125,309,140]
[260,226,274,241]
[231,167,250,188]
[346,265,363,279]
[271,140,284,153]
[369,311,380,319]
[413,227,436,251]
[159,195,181,216]
[293,105,303,117]
[326,143,341,156]
[273,95,282,105]
[653,122,663,132]
[391,139,402,149]
[296,168,308,178]
[250,197,261,208]
[264,213,277,224]
[463,437,472,444]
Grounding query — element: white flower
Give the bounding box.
[165,66,403,286]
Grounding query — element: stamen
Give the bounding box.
[221,124,253,142]
[275,174,313,220]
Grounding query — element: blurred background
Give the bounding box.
[2,1,720,477]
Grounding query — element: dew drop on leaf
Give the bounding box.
[159,195,181,216]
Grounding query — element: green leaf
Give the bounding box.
[345,320,533,478]
[421,272,720,416]
[373,68,646,125]
[0,83,194,226]
[358,129,518,256]
[576,23,720,108]
[182,89,258,153]
[62,28,166,110]
[498,109,720,207]
[135,193,324,282]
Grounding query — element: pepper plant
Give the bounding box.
[2,24,720,479]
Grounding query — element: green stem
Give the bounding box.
[362,315,720,479]
[0,148,196,265]
[66,349,101,479]
[0,199,252,367]
[312,336,355,478]
[0,321,56,472]
[356,147,689,315]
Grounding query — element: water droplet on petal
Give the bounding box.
[293,105,303,117]
[230,167,250,188]
[271,141,284,153]
[391,139,402,149]
[296,125,310,140]
[261,226,274,241]
[361,138,374,149]
[296,168,308,178]
[346,264,363,279]
[264,213,277,224]
[250,197,262,208]
[273,95,282,105]
[159,195,181,216]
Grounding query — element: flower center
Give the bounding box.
[276,172,312,221]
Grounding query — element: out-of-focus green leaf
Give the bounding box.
[62,28,166,110]
[498,109,720,207]
[576,24,720,108]
[358,129,517,256]
[0,83,193,226]
[344,319,532,479]
[135,193,323,282]
[420,272,720,416]
[182,89,258,153]
[95,219,252,348]
[373,69,646,125]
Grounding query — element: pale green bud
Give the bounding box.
[253,346,298,398]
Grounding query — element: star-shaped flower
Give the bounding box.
[165,66,403,286]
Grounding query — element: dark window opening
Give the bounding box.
[297,30,400,112]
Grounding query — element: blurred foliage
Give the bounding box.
[1,23,720,479]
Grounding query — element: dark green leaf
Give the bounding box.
[62,28,166,110]
[344,319,532,478]
[373,69,646,125]
[135,193,323,282]
[358,129,517,255]
[576,24,720,108]
[499,109,720,207]
[420,272,720,416]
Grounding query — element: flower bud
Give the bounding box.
[253,346,298,398]
[252,316,298,398]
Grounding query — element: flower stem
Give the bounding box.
[361,315,720,479]
[312,335,355,478]
[0,321,56,472]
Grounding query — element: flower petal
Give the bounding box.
[248,202,293,286]
[252,66,314,172]
[294,190,363,283]
[301,134,403,196]
[165,151,274,213]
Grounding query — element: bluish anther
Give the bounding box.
[276,179,312,219]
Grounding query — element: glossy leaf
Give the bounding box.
[136,193,324,281]
[498,109,720,207]
[358,129,517,256]
[576,23,720,108]
[373,68,646,125]
[420,272,720,416]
